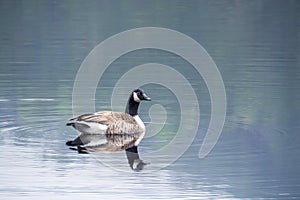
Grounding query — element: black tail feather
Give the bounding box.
[66,122,75,127]
[65,136,85,146]
[66,141,75,146]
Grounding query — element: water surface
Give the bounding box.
[0,1,300,199]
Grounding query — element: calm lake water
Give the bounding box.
[1,1,300,199]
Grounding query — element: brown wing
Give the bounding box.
[70,111,143,135]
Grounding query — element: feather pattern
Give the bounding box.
[70,111,144,135]
[67,111,145,151]
[66,88,151,155]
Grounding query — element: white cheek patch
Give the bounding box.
[133,92,141,102]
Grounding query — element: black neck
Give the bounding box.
[125,145,138,153]
[125,95,139,116]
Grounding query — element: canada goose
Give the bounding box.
[65,89,151,168]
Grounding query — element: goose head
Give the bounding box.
[126,89,151,116]
[132,88,151,102]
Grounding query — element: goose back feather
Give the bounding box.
[66,111,145,151]
[66,88,151,155]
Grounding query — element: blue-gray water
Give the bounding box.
[1,1,300,199]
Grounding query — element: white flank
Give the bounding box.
[74,121,107,135]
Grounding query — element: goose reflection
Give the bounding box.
[125,146,147,171]
[66,89,151,171]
